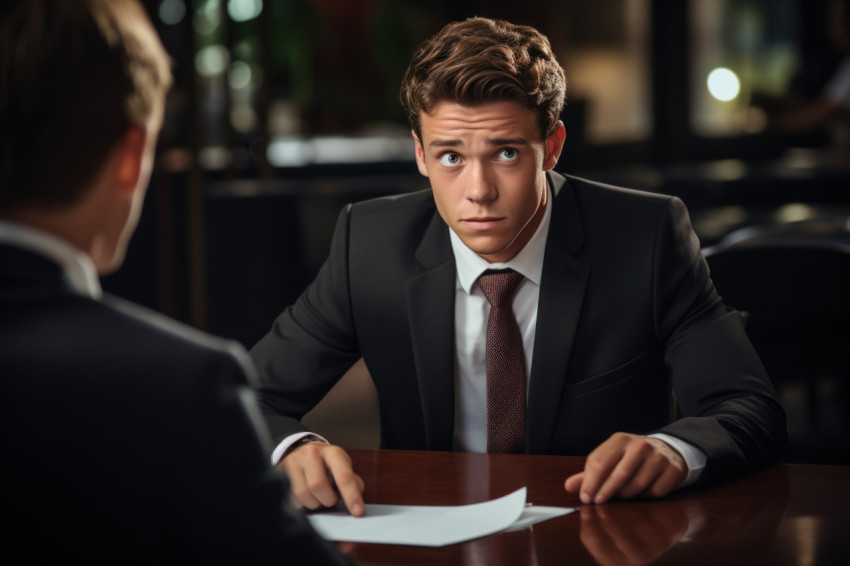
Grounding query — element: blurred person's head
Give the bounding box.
[399,17,566,142]
[0,0,172,272]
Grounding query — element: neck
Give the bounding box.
[1,187,109,273]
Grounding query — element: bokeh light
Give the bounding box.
[707,67,741,102]
[228,0,263,22]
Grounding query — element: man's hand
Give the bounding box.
[564,433,687,504]
[277,442,365,517]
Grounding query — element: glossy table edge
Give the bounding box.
[335,449,850,566]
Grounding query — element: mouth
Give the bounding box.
[462,217,504,231]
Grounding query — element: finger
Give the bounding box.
[282,455,324,511]
[593,449,640,503]
[324,448,366,517]
[300,445,344,509]
[641,459,686,498]
[592,440,651,504]
[616,451,668,499]
[621,440,687,499]
[564,471,585,495]
[581,433,639,504]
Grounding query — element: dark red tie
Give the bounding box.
[478,269,526,454]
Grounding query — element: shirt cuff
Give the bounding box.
[649,433,707,488]
[270,432,328,466]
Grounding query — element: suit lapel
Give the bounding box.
[405,211,457,451]
[526,174,590,454]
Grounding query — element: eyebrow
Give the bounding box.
[487,137,530,146]
[428,139,463,148]
[427,137,530,148]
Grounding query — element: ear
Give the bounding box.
[542,121,566,171]
[113,127,149,193]
[412,130,429,177]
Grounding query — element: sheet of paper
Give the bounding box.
[306,487,575,547]
[508,505,576,531]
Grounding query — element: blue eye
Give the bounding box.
[497,148,518,161]
[439,152,462,167]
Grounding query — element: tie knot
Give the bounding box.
[478,269,524,308]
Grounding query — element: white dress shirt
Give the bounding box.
[0,220,101,300]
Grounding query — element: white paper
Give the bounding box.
[306,487,575,547]
[507,505,575,531]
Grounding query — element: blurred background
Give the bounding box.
[108,0,849,463]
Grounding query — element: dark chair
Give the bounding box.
[703,222,850,464]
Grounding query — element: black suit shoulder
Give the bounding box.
[552,173,700,262]
[3,290,255,409]
[101,294,255,379]
[562,173,670,202]
[3,286,352,564]
[560,173,683,223]
[349,187,436,214]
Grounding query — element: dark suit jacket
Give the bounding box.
[251,172,787,487]
[1,244,352,565]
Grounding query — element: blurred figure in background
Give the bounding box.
[757,0,850,141]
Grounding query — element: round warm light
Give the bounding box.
[707,67,741,102]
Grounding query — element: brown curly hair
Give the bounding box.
[400,17,566,141]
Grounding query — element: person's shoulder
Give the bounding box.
[2,293,253,400]
[345,187,439,242]
[349,186,435,215]
[558,172,673,207]
[550,172,687,243]
[97,295,251,372]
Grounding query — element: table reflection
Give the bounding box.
[578,503,689,565]
[342,451,845,566]
[573,470,790,566]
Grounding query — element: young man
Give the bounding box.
[0,1,353,563]
[250,17,786,515]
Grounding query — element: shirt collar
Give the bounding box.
[0,220,102,299]
[450,185,552,294]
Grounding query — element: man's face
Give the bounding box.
[413,100,564,263]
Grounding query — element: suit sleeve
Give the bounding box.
[651,197,787,486]
[250,205,362,444]
[171,346,354,565]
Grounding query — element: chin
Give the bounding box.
[468,238,512,255]
[475,247,517,264]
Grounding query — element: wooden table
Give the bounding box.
[338,449,850,565]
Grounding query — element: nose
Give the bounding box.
[464,160,497,203]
